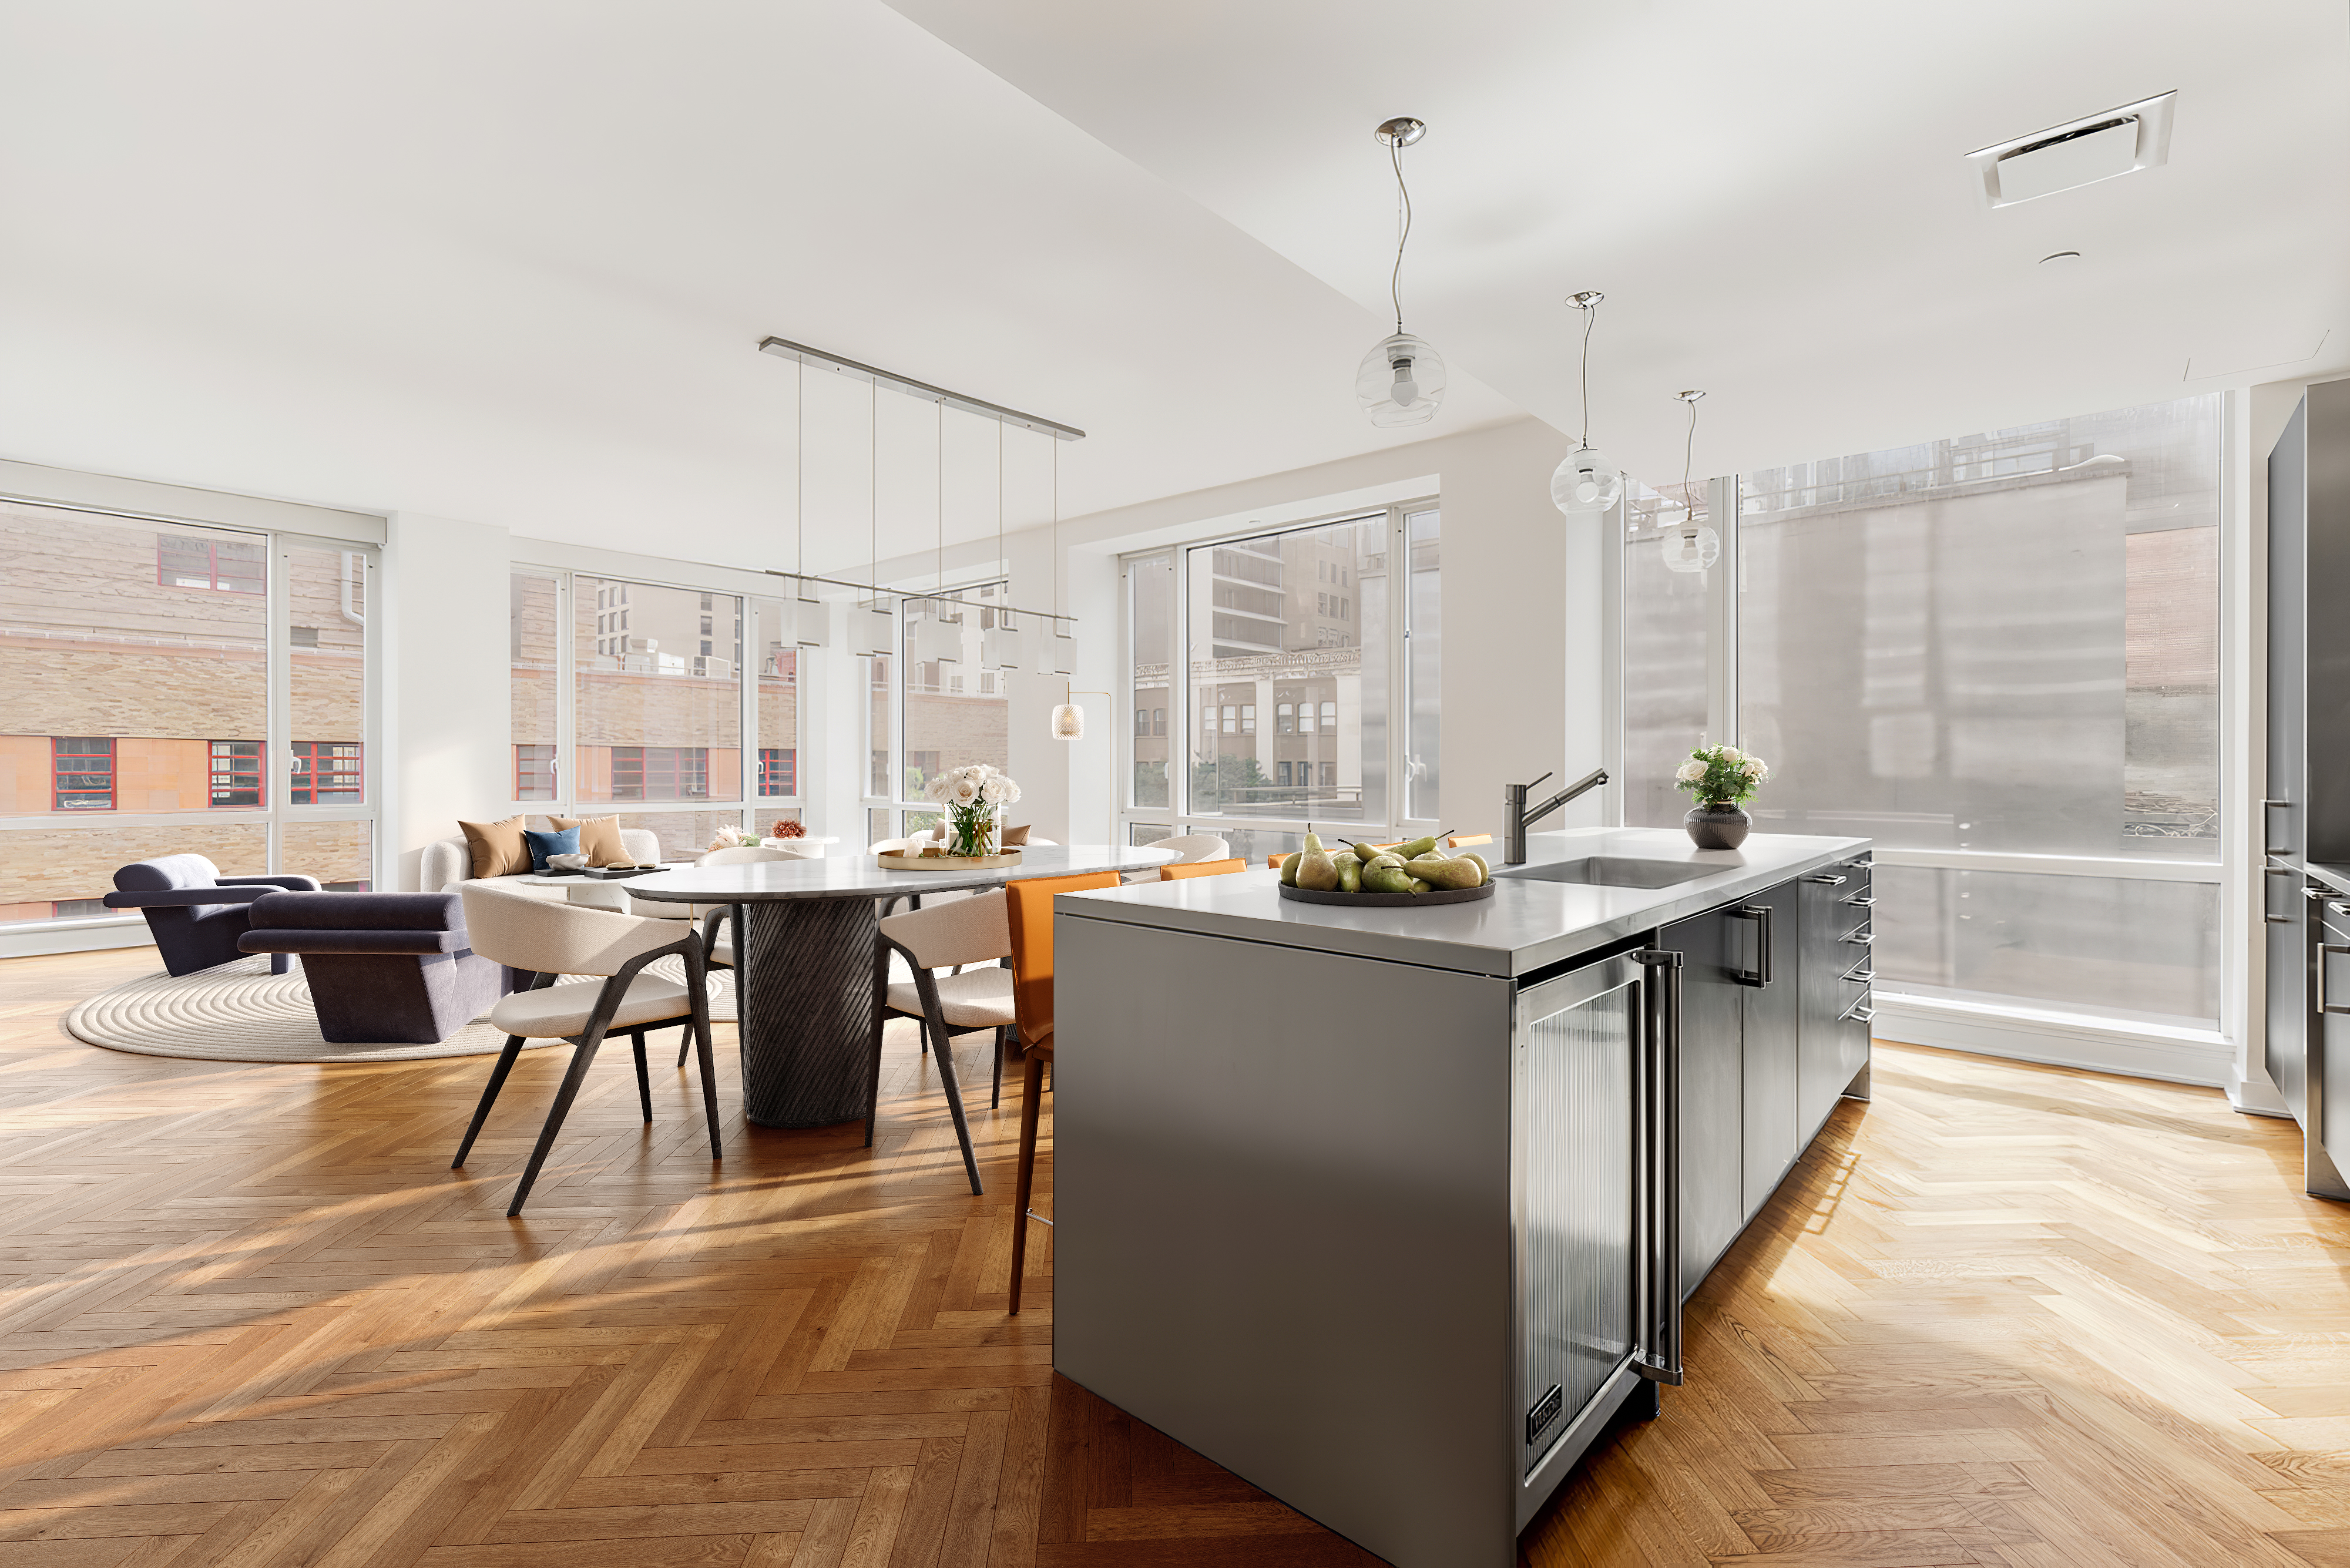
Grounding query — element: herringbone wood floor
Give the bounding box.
[9,950,2350,1567]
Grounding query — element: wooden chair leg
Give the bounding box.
[508,1029,608,1216]
[1009,1052,1046,1314]
[686,966,721,1161]
[676,1022,692,1070]
[630,1031,652,1123]
[991,1026,1006,1110]
[453,1035,530,1167]
[929,1015,983,1196]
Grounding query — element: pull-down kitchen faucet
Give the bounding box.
[1503,766,1610,864]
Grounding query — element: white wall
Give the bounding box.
[381,512,513,888]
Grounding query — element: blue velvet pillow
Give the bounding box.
[521,826,579,872]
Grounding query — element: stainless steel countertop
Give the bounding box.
[2307,861,2350,897]
[621,844,1175,903]
[1055,827,1872,978]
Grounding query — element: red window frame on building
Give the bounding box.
[157,534,266,594]
[288,741,362,804]
[52,737,115,811]
[515,744,556,801]
[758,747,797,797]
[209,741,263,807]
[609,747,709,801]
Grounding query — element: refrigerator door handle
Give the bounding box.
[2265,798,2292,856]
[1632,948,1683,1386]
[2322,944,2350,1017]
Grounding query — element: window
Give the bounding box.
[1405,506,1441,818]
[288,742,362,804]
[515,744,556,801]
[157,533,264,594]
[209,741,263,807]
[52,738,113,811]
[901,590,1009,805]
[1277,702,1294,733]
[1321,701,1337,729]
[1136,709,1151,737]
[1240,704,1256,734]
[759,747,796,797]
[1628,395,2220,1030]
[609,746,709,801]
[1278,761,1292,786]
[52,898,109,918]
[1340,598,1349,620]
[1154,708,1166,736]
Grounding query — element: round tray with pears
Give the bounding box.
[1275,832,1496,908]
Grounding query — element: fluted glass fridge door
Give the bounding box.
[1515,955,1639,1478]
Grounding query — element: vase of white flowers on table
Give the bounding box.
[1674,743,1768,850]
[926,763,1022,858]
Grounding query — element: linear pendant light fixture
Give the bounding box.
[1551,291,1624,515]
[1355,117,1446,428]
[1659,390,1719,573]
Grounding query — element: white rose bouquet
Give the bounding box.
[925,763,1022,857]
[1674,743,1769,808]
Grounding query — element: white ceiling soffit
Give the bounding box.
[0,1,1523,570]
[887,0,2350,485]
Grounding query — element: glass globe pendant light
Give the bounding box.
[1357,118,1446,428]
[1550,291,1624,514]
[1659,389,1721,574]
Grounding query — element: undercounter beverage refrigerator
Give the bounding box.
[2265,375,2350,1197]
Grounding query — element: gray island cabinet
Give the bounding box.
[1053,827,1873,1567]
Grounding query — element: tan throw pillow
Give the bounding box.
[1001,824,1030,847]
[458,815,531,879]
[550,815,628,867]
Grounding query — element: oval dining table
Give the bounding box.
[623,844,1176,1128]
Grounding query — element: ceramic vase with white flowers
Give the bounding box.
[926,764,1023,858]
[1674,743,1769,850]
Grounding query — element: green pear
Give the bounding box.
[1354,840,1386,862]
[1408,877,1433,894]
[1394,835,1439,861]
[1278,852,1302,887]
[1302,832,1324,854]
[1366,853,1406,872]
[1362,865,1415,895]
[1418,858,1484,891]
[1297,849,1341,891]
[1461,853,1490,884]
[1335,856,1362,894]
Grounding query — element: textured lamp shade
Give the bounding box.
[1355,333,1445,427]
[1050,704,1086,740]
[1550,445,1623,515]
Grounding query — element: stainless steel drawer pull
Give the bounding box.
[2265,798,2292,856]
[1839,925,1874,945]
[1839,998,1876,1024]
[2267,865,2299,924]
[1805,874,1848,887]
[2322,944,2350,1016]
[1841,894,1876,908]
[1843,966,1875,985]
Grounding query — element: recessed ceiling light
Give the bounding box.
[1968,92,2175,207]
[2040,250,2083,266]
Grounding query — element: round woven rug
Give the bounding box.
[67,955,738,1064]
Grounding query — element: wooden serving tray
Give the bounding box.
[1278,880,1496,908]
[876,850,1025,872]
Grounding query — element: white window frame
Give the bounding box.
[1118,497,1439,850]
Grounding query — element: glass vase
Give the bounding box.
[949,808,998,859]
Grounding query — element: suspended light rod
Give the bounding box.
[757,336,1086,442]
[758,569,1077,627]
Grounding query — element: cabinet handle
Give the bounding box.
[1805,874,1848,887]
[2265,798,2292,856]
[1839,924,1874,946]
[1730,905,1772,986]
[2268,866,2301,924]
[1841,894,1876,909]
[1842,965,1875,985]
[2322,944,2350,1016]
[1632,948,1683,1386]
[1840,999,1876,1025]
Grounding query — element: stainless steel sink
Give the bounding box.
[1497,856,1720,889]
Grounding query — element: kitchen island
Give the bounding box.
[1052,826,1873,1567]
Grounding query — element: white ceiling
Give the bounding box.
[0,1,1523,573]
[888,0,2350,486]
[4,2,2344,572]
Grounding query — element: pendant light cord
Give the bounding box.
[1680,394,1701,526]
[1579,304,1596,448]
[1389,138,1411,335]
[868,378,878,599]
[795,358,805,579]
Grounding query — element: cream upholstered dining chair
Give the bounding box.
[868,890,1016,1194]
[452,881,721,1216]
[1124,832,1230,884]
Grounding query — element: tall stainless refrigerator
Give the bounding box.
[2265,375,2350,1197]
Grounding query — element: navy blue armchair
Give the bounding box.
[240,891,509,1044]
[103,855,322,977]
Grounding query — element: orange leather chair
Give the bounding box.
[1159,858,1246,882]
[1002,870,1122,1314]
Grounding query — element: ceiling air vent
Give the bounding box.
[1968,92,2175,207]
